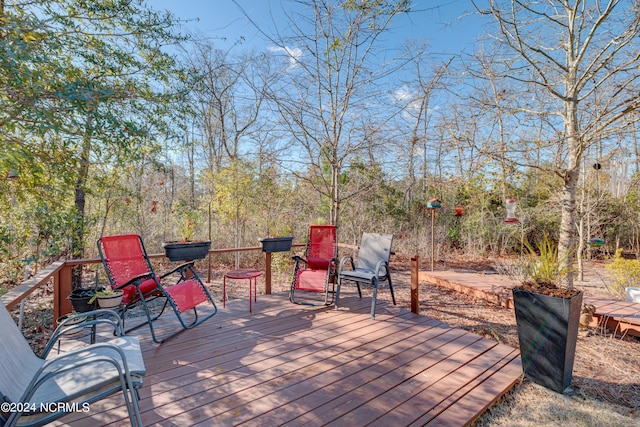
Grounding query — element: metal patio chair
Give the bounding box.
[98,234,217,344]
[289,225,338,305]
[334,233,396,319]
[0,303,145,426]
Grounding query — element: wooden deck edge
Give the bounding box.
[593,313,640,338]
[419,272,513,309]
[419,271,640,338]
[419,351,523,427]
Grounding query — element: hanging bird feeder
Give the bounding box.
[427,198,442,209]
[504,198,519,223]
[426,198,441,272]
[454,204,464,216]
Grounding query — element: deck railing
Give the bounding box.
[0,243,421,328]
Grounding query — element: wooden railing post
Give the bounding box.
[265,252,272,295]
[54,262,73,325]
[411,256,419,313]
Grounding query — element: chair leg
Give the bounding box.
[124,289,169,344]
[324,275,336,305]
[388,275,396,305]
[370,277,378,320]
[334,276,342,310]
[124,381,144,427]
[289,269,297,303]
[144,300,166,344]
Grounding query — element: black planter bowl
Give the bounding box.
[259,236,293,253]
[163,240,211,262]
[68,288,97,313]
[512,287,583,393]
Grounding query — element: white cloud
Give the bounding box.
[268,45,303,70]
[393,86,421,118]
[393,86,414,103]
[392,86,440,120]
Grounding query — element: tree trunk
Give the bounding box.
[559,92,581,289]
[72,128,92,289]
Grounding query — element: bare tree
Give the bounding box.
[185,41,266,169]
[400,53,453,205]
[236,0,412,228]
[476,0,640,287]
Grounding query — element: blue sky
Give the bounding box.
[153,0,486,57]
[153,0,489,174]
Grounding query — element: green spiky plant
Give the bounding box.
[519,233,579,298]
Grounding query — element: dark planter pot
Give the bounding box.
[259,236,293,253]
[512,287,583,393]
[163,240,211,262]
[68,288,96,313]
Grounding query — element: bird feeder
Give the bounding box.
[427,198,441,209]
[588,237,605,247]
[504,198,519,223]
[426,198,441,272]
[454,204,464,216]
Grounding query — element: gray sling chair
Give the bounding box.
[335,233,396,319]
[0,303,146,426]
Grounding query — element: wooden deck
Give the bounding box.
[51,290,522,426]
[421,270,640,337]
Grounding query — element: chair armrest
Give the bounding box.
[374,260,390,278]
[54,309,123,332]
[291,255,308,270]
[23,342,138,404]
[328,257,338,272]
[117,272,154,289]
[41,309,125,358]
[338,255,355,274]
[160,261,195,279]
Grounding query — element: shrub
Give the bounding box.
[604,249,640,299]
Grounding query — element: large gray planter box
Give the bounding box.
[512,287,583,393]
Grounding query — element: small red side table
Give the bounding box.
[223,268,262,313]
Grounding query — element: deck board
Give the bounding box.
[51,290,521,427]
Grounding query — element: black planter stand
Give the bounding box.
[163,241,211,262]
[512,288,583,393]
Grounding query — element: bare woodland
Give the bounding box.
[2,0,640,289]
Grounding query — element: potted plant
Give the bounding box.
[163,240,211,261]
[68,288,97,313]
[512,234,583,393]
[163,204,211,261]
[89,288,124,309]
[259,236,293,253]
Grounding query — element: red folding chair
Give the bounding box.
[289,225,338,305]
[97,234,217,343]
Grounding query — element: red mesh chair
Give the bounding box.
[289,225,338,305]
[97,234,217,344]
